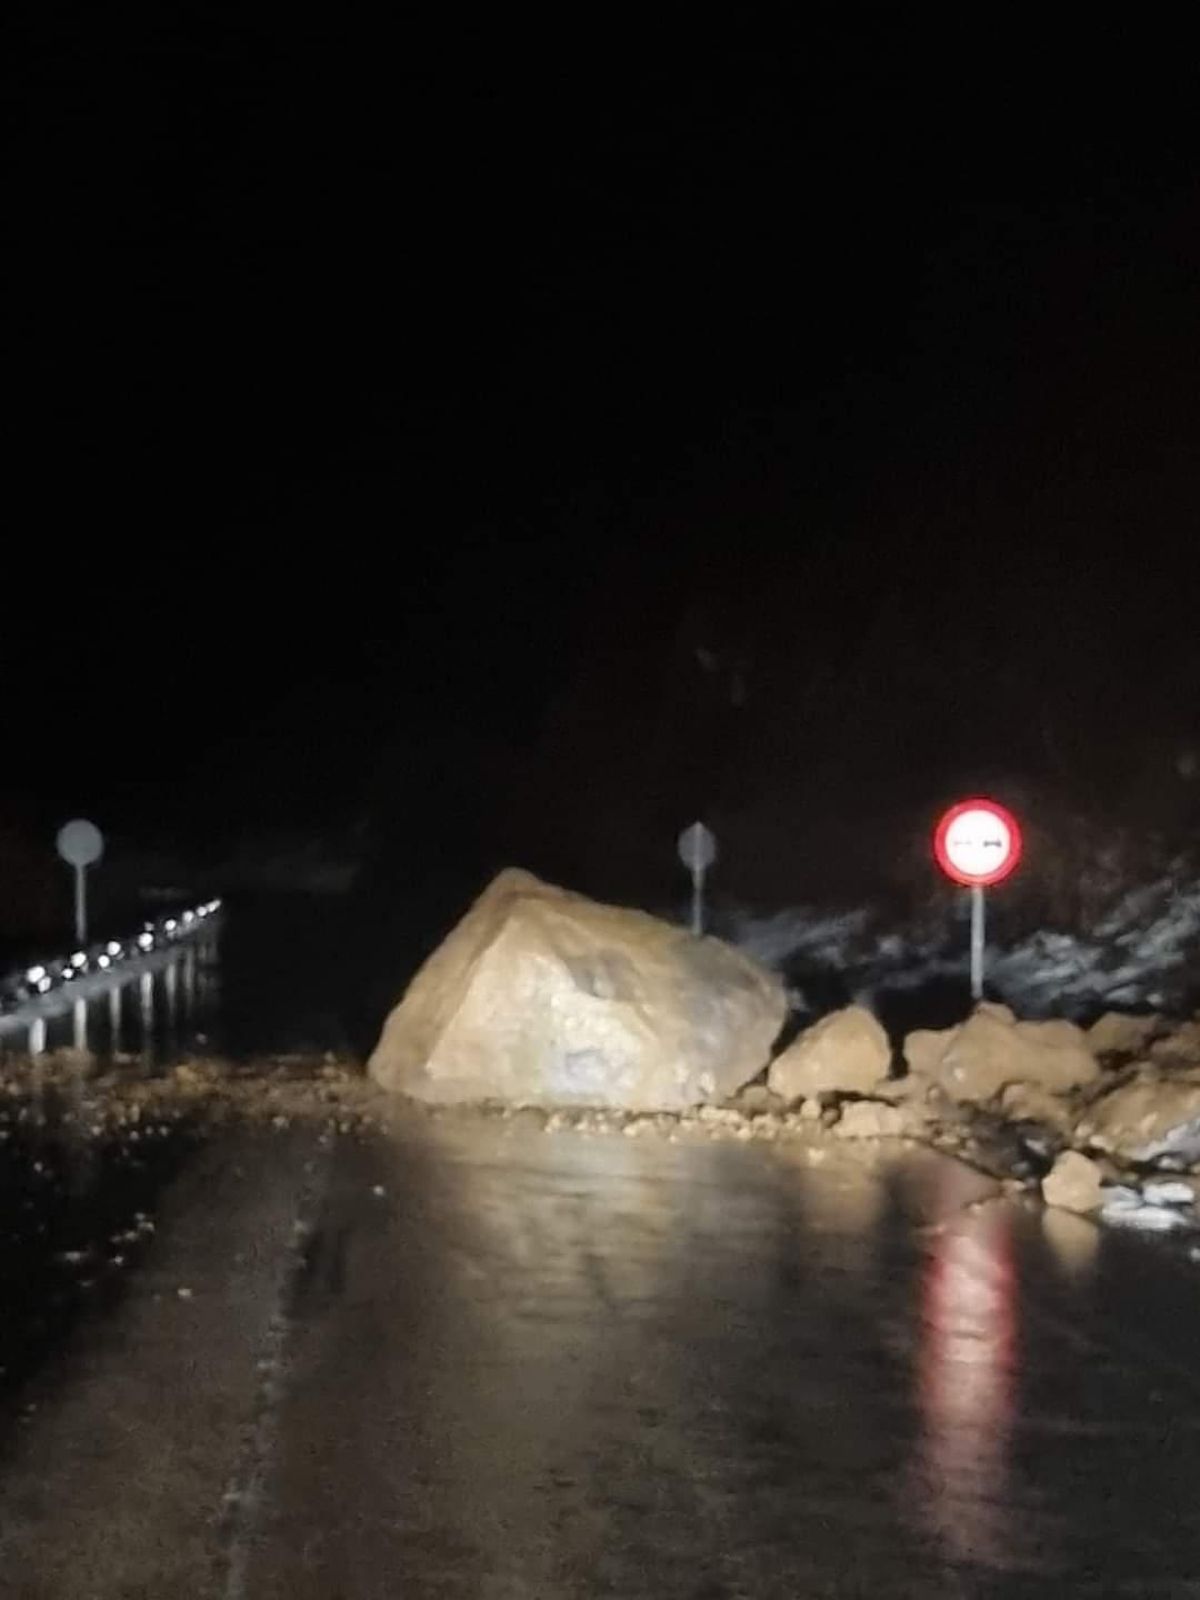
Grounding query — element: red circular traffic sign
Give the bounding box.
[933,798,1022,888]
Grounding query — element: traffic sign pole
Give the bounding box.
[691,866,706,936]
[56,819,105,946]
[970,884,986,1000]
[678,821,718,938]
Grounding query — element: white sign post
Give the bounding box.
[56,818,104,945]
[969,884,986,1002]
[933,799,1022,1000]
[677,821,717,936]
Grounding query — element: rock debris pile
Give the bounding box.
[359,869,1200,1235]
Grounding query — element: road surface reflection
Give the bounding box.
[5,1103,1200,1595]
[916,1184,1017,1569]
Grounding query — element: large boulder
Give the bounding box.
[367,868,786,1109]
[903,1002,1013,1081]
[1076,1067,1200,1164]
[767,1005,890,1100]
[903,1005,1099,1104]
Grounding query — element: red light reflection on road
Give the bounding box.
[915,1202,1017,1568]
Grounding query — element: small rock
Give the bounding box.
[371,1184,386,1197]
[1042,1150,1104,1214]
[176,1287,193,1300]
[835,1101,906,1139]
[799,1098,823,1122]
[734,1084,780,1115]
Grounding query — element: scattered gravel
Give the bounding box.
[0,1053,386,1144]
[6,1048,1200,1245]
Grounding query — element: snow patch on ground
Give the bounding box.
[730,869,1200,1019]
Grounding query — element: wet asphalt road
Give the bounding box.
[3,1116,1200,1598]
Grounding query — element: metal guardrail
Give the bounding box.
[0,899,221,1018]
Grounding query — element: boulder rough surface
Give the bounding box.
[767,1006,891,1100]
[903,1005,1099,1104]
[998,1080,1078,1137]
[1149,1021,1200,1068]
[1087,1011,1164,1059]
[368,869,786,1110]
[834,1100,907,1139]
[1042,1151,1104,1214]
[902,1029,949,1081]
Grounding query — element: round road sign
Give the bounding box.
[57,818,104,868]
[933,798,1022,888]
[678,821,717,874]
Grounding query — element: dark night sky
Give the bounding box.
[4,15,1200,902]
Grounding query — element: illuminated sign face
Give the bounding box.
[934,799,1022,888]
